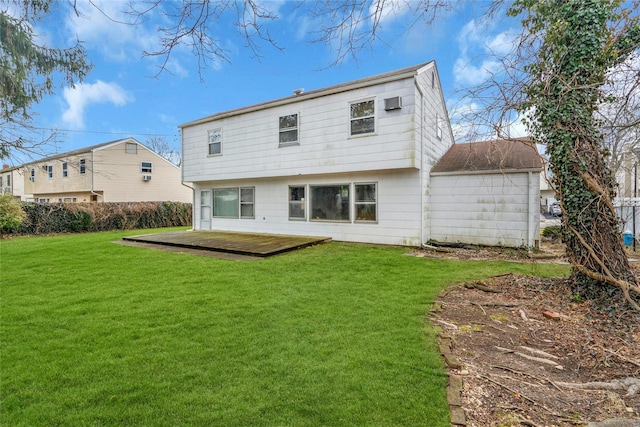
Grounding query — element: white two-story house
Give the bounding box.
[180,61,454,246]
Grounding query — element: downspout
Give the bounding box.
[527,171,536,248]
[179,129,196,231]
[414,76,426,246]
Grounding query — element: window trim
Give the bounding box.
[208,128,222,156]
[354,182,378,223]
[278,113,299,147]
[349,98,376,137]
[141,161,153,173]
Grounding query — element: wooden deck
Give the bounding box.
[122,230,331,257]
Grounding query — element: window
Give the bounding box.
[208,129,222,155]
[279,114,298,146]
[141,162,153,173]
[62,162,68,177]
[240,187,255,219]
[29,168,35,181]
[79,158,86,174]
[436,114,443,139]
[62,197,77,203]
[126,142,137,154]
[310,184,350,222]
[350,99,375,136]
[213,188,239,218]
[289,186,306,220]
[212,187,255,219]
[47,165,53,179]
[355,183,377,222]
[6,174,10,187]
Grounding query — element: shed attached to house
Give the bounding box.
[429,138,544,248]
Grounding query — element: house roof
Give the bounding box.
[21,138,138,165]
[179,61,435,128]
[431,138,543,174]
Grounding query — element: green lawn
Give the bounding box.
[0,229,569,426]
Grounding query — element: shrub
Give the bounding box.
[0,195,26,232]
[11,201,192,235]
[542,225,562,241]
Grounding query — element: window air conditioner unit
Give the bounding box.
[143,175,152,181]
[384,96,402,111]
[29,176,35,182]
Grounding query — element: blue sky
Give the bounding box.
[16,0,523,164]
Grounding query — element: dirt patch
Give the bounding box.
[425,241,640,426]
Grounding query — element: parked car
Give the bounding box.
[549,202,562,216]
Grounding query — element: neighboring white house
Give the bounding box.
[180,61,455,246]
[20,138,191,203]
[430,139,543,248]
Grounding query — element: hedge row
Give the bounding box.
[7,201,192,235]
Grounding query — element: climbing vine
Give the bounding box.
[510,0,640,310]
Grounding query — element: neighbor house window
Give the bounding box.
[126,142,137,154]
[279,114,299,146]
[208,129,222,155]
[62,162,68,177]
[6,174,10,187]
[240,187,255,219]
[289,186,306,220]
[355,183,377,222]
[350,99,375,136]
[47,165,53,179]
[79,158,86,174]
[141,162,152,173]
[29,168,35,181]
[310,184,350,221]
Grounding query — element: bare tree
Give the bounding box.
[145,135,181,166]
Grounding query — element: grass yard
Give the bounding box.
[0,229,569,426]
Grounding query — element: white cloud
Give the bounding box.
[453,19,516,86]
[65,0,157,61]
[62,81,134,129]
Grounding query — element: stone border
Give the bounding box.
[438,331,467,426]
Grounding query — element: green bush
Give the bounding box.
[11,201,192,235]
[0,195,26,232]
[542,225,562,241]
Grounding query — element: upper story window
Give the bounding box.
[62,162,68,177]
[279,114,299,146]
[79,158,86,174]
[29,168,35,181]
[126,142,137,154]
[141,162,153,173]
[350,99,375,136]
[47,165,53,179]
[208,129,222,155]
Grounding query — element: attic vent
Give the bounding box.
[293,88,304,96]
[384,96,402,111]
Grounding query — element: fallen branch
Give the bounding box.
[495,346,564,370]
[464,281,502,293]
